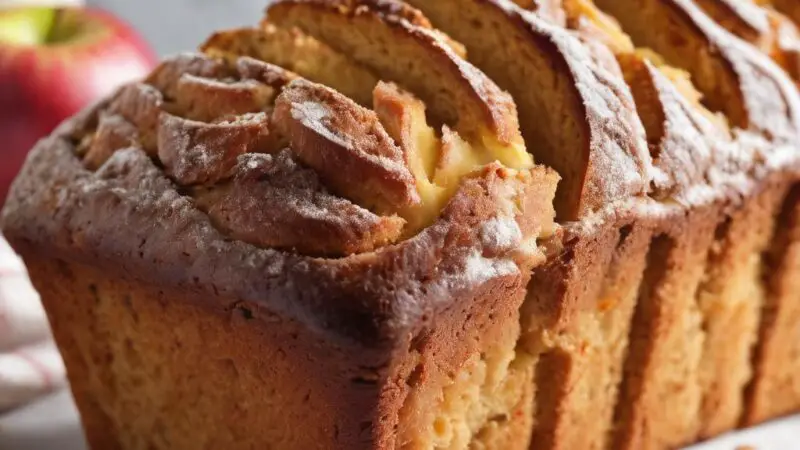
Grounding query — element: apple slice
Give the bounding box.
[82,113,139,170]
[235,57,298,90]
[172,75,277,122]
[158,112,272,186]
[145,53,232,101]
[105,83,164,153]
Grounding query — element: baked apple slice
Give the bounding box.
[273,79,421,215]
[158,112,272,185]
[172,74,277,122]
[105,83,164,154]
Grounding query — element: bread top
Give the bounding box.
[1,24,559,352]
[525,0,729,198]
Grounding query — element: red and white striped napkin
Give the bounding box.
[0,236,65,412]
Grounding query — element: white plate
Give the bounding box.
[1,389,798,449]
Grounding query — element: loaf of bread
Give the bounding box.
[3,0,800,449]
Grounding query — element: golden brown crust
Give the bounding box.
[616,53,729,196]
[265,0,527,150]
[695,0,771,43]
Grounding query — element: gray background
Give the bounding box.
[87,0,264,56]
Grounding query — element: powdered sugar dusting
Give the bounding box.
[292,100,352,149]
[463,249,519,286]
[479,216,522,252]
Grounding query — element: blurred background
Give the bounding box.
[89,0,263,55]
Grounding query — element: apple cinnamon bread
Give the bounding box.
[1,10,559,449]
[4,0,800,449]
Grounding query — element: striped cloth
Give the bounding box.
[0,236,66,412]
[0,0,86,411]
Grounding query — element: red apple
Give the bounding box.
[0,7,157,205]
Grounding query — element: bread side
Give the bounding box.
[546,1,800,447]
[460,2,732,448]
[695,182,789,437]
[743,184,800,426]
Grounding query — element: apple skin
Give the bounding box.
[0,7,157,205]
